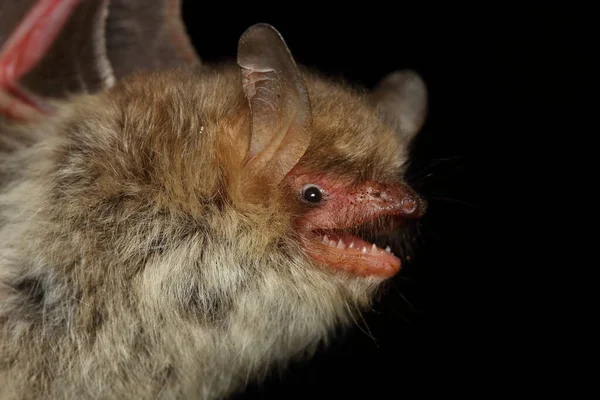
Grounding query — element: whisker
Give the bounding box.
[409,155,464,173]
[344,301,378,345]
[407,156,466,187]
[428,196,476,208]
[386,303,411,323]
[395,291,416,312]
[356,308,378,348]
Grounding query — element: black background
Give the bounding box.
[181,3,531,398]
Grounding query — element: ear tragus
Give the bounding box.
[237,23,312,187]
[371,70,428,141]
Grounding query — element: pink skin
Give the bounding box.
[0,0,80,120]
[286,168,427,278]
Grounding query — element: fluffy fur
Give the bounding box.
[0,65,414,399]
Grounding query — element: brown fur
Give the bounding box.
[0,65,417,399]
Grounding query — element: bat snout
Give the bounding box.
[399,188,427,218]
[399,194,427,218]
[364,181,427,219]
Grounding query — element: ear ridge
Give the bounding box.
[237,23,312,186]
[371,69,428,141]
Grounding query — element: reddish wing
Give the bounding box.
[0,0,200,121]
[0,0,80,120]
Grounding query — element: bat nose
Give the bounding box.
[397,187,427,218]
[377,181,427,218]
[401,192,427,218]
[363,181,427,218]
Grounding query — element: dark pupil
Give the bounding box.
[303,186,322,203]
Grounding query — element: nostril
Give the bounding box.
[401,197,417,214]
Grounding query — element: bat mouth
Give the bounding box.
[289,174,426,279]
[302,216,407,278]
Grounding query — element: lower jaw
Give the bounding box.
[300,232,401,278]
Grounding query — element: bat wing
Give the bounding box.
[0,0,199,101]
[103,0,200,80]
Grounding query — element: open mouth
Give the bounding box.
[302,216,407,278]
[288,174,427,279]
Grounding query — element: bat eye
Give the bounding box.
[302,185,323,204]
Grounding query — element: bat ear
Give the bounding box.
[371,70,428,142]
[237,23,312,187]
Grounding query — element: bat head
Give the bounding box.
[233,24,429,278]
[40,23,428,282]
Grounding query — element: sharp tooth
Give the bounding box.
[349,241,355,249]
[329,240,337,247]
[385,246,391,253]
[371,243,377,253]
[361,247,368,254]
[337,239,345,249]
[323,234,329,243]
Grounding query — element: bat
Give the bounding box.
[0,1,429,399]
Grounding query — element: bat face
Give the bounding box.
[40,61,426,281]
[281,76,428,278]
[285,169,426,278]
